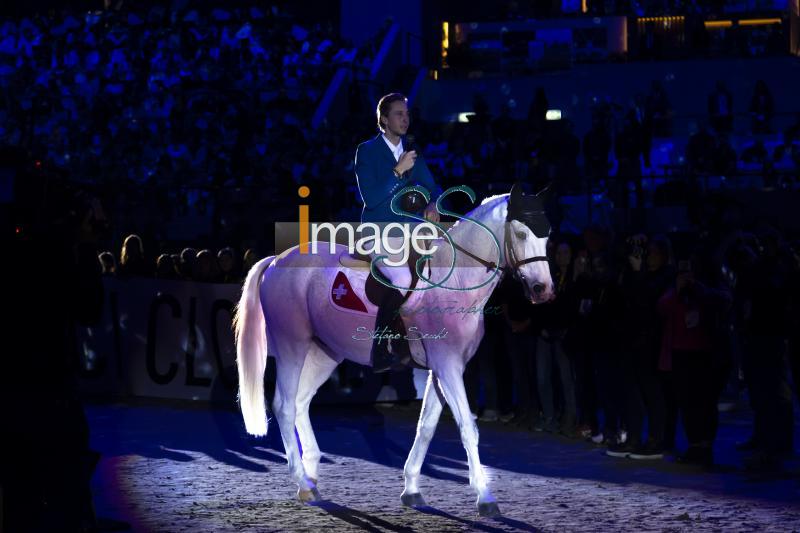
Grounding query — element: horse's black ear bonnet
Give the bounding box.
[506,183,551,238]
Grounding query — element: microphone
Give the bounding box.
[405,134,417,153]
[402,134,416,180]
[399,134,425,214]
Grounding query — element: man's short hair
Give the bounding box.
[376,93,407,132]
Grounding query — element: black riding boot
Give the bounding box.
[370,287,409,373]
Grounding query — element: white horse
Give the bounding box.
[234,184,554,516]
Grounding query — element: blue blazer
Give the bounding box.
[355,134,442,224]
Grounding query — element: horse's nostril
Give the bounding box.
[532,283,545,295]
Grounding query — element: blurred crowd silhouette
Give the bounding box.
[464,213,799,469]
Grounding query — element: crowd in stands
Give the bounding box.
[0,3,366,184]
[0,2,387,249]
[14,70,799,267]
[413,80,800,214]
[463,203,799,469]
[2,3,798,256]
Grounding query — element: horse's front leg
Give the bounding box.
[401,370,444,507]
[436,366,500,517]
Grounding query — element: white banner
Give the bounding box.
[78,278,421,403]
[78,278,239,402]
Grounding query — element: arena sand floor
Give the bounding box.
[88,397,800,532]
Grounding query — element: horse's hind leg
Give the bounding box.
[270,336,318,501]
[295,342,338,493]
[401,370,444,507]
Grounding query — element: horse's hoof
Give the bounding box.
[400,492,427,507]
[297,487,322,503]
[477,501,501,517]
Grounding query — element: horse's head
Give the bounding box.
[505,183,555,304]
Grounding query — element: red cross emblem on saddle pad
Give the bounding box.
[330,271,368,313]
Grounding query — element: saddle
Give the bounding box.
[334,250,428,371]
[337,250,372,271]
[337,250,422,308]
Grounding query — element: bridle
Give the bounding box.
[503,219,550,274]
[446,219,549,279]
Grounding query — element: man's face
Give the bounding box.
[382,100,409,137]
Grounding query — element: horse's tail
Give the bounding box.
[233,255,275,436]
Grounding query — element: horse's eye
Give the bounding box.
[516,231,527,240]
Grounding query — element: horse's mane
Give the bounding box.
[479,193,508,206]
[446,192,509,233]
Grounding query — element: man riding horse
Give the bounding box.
[354,92,443,372]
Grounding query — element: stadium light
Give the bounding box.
[546,110,562,121]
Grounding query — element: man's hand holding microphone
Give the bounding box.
[393,141,439,223]
[392,150,417,179]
